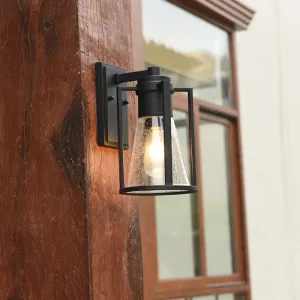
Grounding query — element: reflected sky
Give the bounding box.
[142,0,228,55]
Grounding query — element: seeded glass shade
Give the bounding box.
[127,116,190,194]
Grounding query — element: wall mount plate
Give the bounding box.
[95,62,129,149]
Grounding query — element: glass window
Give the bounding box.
[176,293,246,300]
[193,296,215,300]
[139,0,249,298]
[155,110,201,280]
[218,294,246,300]
[218,294,235,300]
[142,0,233,107]
[200,120,235,275]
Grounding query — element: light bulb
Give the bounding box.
[127,116,190,190]
[144,126,165,179]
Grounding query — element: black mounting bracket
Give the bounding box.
[95,62,129,149]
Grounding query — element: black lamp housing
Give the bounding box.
[95,62,198,196]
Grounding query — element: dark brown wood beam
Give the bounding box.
[0,0,143,299]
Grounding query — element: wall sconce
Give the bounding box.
[95,62,198,196]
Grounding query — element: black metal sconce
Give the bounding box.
[95,62,198,196]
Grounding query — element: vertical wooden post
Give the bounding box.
[0,0,143,299]
[78,0,143,299]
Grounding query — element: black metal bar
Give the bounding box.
[162,79,173,185]
[174,88,197,187]
[95,62,106,146]
[115,67,161,84]
[117,86,125,190]
[173,88,188,92]
[121,87,138,92]
[187,88,197,187]
[121,185,198,196]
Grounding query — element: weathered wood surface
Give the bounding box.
[78,0,143,299]
[0,0,143,299]
[0,0,90,299]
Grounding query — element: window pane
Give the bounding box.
[218,294,235,300]
[142,0,233,107]
[219,294,246,300]
[193,296,215,300]
[155,110,201,280]
[200,120,235,275]
[176,293,246,300]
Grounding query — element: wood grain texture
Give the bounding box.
[78,0,144,299]
[0,0,253,299]
[0,0,90,299]
[0,1,28,298]
[1,0,144,299]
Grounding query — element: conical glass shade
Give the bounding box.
[127,116,190,194]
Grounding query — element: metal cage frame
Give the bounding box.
[116,85,198,196]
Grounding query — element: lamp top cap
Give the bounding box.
[147,67,160,76]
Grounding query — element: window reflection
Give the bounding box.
[142,0,233,107]
[142,0,237,282]
[200,121,235,275]
[155,110,201,280]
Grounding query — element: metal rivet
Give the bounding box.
[108,96,115,101]
[123,100,129,105]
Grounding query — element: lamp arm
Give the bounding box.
[115,67,160,84]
